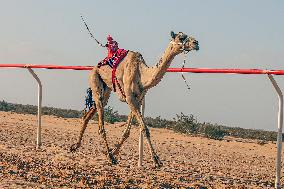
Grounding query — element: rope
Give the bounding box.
[115,77,126,100]
[181,51,191,91]
[80,15,106,47]
[170,38,191,91]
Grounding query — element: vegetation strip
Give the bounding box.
[0,100,280,142]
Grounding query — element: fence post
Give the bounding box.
[138,96,146,167]
[27,68,42,149]
[268,74,283,189]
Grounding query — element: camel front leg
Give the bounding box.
[70,107,96,152]
[112,112,133,155]
[112,96,145,155]
[127,97,162,167]
[134,110,162,167]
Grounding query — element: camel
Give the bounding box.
[70,31,199,167]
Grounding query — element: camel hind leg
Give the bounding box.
[94,92,117,164]
[70,88,111,152]
[89,68,117,164]
[111,112,133,155]
[70,68,111,153]
[70,107,97,152]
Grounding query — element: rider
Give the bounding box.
[106,35,118,59]
[97,34,128,93]
[98,35,119,68]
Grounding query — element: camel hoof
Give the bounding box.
[70,143,80,152]
[154,163,163,169]
[108,153,118,165]
[153,155,163,168]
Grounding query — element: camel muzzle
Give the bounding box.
[194,41,199,51]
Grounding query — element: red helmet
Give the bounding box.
[107,34,118,52]
[107,34,113,42]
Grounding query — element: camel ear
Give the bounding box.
[170,31,176,39]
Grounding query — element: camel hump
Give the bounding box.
[128,51,145,64]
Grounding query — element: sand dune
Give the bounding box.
[0,111,282,188]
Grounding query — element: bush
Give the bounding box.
[170,113,201,135]
[202,124,227,140]
[223,127,278,141]
[0,100,82,118]
[144,116,172,128]
[0,100,11,111]
[103,106,121,124]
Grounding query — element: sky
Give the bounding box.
[0,0,284,131]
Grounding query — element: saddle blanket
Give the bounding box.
[98,48,128,69]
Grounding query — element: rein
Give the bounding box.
[181,51,191,91]
[80,15,106,48]
[170,38,191,91]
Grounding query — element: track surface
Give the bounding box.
[0,111,282,188]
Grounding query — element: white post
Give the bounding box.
[268,74,283,189]
[27,68,42,149]
[138,97,146,167]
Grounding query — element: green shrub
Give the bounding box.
[144,116,172,128]
[223,127,278,141]
[202,124,227,140]
[0,100,82,118]
[103,106,121,124]
[170,113,201,135]
[0,100,11,111]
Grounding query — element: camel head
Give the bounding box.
[170,31,199,53]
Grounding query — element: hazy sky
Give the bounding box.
[0,1,284,131]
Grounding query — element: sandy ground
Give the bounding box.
[0,111,283,188]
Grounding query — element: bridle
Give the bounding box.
[170,37,192,91]
[170,36,191,53]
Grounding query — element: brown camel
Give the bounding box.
[70,31,199,167]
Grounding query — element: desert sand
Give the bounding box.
[0,111,282,188]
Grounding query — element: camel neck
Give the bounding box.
[143,43,178,89]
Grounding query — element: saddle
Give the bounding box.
[98,48,128,94]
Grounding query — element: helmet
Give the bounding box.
[107,34,118,52]
[107,34,113,42]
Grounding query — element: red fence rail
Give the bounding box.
[1,64,284,75]
[0,64,93,70]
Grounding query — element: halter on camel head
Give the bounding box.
[170,31,200,91]
[170,31,199,53]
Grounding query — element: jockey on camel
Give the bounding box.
[98,35,128,92]
[98,35,127,68]
[106,35,118,59]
